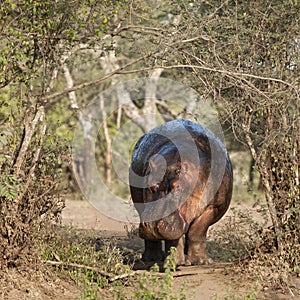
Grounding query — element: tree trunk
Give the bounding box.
[13,105,45,176]
[99,94,112,185]
[243,123,283,251]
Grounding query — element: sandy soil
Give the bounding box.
[62,199,127,235]
[61,199,297,299]
[1,198,293,299]
[61,199,254,299]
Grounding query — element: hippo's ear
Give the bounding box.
[148,159,156,172]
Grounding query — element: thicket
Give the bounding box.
[181,2,300,287]
[0,0,299,296]
[0,0,126,267]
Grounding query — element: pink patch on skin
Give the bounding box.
[157,220,164,229]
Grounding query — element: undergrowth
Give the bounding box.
[36,201,300,299]
[38,226,130,298]
[207,205,268,262]
[212,289,257,300]
[38,227,186,299]
[208,204,300,297]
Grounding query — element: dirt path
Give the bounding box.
[62,199,126,235]
[2,199,290,300]
[61,199,254,299]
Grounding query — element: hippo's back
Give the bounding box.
[131,118,226,174]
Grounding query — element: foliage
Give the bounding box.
[0,0,124,88]
[0,91,64,268]
[0,0,127,267]
[115,247,186,300]
[150,0,300,288]
[39,227,131,299]
[0,0,299,296]
[39,229,186,299]
[212,289,257,300]
[0,125,65,266]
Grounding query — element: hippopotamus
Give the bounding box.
[129,119,232,266]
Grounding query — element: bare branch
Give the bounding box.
[113,25,166,36]
[40,51,156,103]
[44,260,201,282]
[62,64,79,109]
[119,64,295,91]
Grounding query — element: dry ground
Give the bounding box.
[60,199,289,300]
[0,199,293,300]
[61,200,238,300]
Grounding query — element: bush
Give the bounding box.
[0,117,65,267]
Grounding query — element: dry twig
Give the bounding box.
[44,260,200,282]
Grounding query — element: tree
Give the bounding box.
[167,0,300,273]
[0,0,193,266]
[0,0,130,266]
[0,0,299,285]
[85,0,299,280]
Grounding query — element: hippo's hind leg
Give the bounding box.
[185,206,218,266]
[165,237,185,267]
[142,240,164,262]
